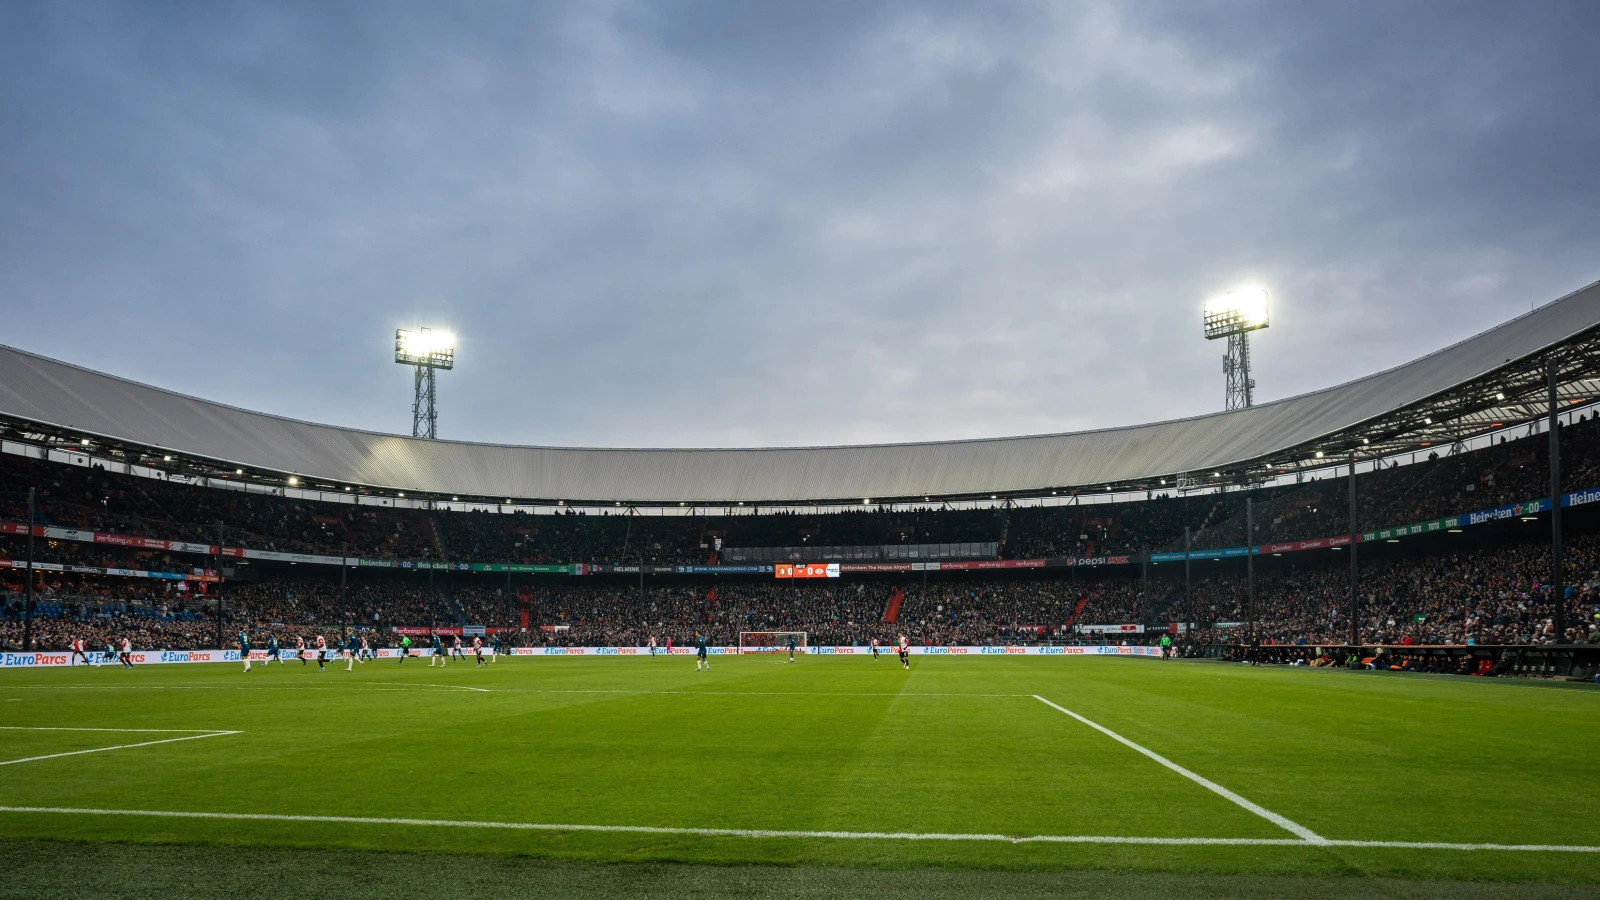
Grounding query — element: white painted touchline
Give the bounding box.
[0,731,240,767]
[0,807,1593,853]
[1032,695,1327,844]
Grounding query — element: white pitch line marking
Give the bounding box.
[363,682,492,693]
[1032,695,1326,844]
[0,806,1591,853]
[0,731,239,767]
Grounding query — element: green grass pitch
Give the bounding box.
[0,654,1596,895]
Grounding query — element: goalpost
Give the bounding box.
[738,632,808,654]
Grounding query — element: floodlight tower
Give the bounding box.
[1202,288,1270,411]
[394,327,455,439]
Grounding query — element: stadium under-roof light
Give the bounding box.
[398,493,404,498]
[79,438,90,445]
[1315,451,1324,458]
[287,476,298,486]
[1496,392,1506,400]
[235,468,243,475]
[863,498,871,504]
[163,455,172,461]
[345,487,352,491]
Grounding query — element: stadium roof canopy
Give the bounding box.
[4,281,1600,507]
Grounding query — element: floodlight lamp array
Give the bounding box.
[395,328,456,369]
[1203,288,1270,339]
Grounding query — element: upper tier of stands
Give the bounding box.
[4,411,1599,566]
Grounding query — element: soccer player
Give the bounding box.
[295,635,307,666]
[666,637,673,656]
[473,635,484,668]
[430,633,446,667]
[453,635,465,662]
[490,634,502,662]
[70,637,89,668]
[398,635,412,663]
[648,635,657,659]
[1159,633,1173,660]
[314,634,328,672]
[897,634,910,670]
[787,633,797,663]
[360,635,372,661]
[694,633,709,671]
[871,637,879,660]
[346,633,361,670]
[120,637,134,669]
[266,634,280,665]
[101,640,114,667]
[239,630,252,672]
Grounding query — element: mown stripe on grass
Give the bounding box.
[0,806,1596,853]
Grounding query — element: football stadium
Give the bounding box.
[5,5,1600,898]
[3,283,1600,898]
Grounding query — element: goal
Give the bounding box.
[738,632,808,654]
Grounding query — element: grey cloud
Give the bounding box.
[1,0,1596,449]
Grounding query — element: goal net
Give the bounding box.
[738,632,808,653]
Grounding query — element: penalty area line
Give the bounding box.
[0,807,1594,853]
[1032,695,1326,844]
[0,731,240,767]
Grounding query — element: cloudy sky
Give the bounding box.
[3,1,1597,449]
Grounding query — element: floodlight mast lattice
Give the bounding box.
[1203,288,1270,411]
[394,327,455,439]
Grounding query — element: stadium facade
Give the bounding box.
[2,282,1600,506]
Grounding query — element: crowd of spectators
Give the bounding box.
[7,522,1600,651]
[7,411,1600,655]
[1165,533,1600,646]
[5,413,1599,571]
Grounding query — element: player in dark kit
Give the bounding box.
[787,633,797,663]
[695,633,709,671]
[238,630,252,672]
[430,633,446,667]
